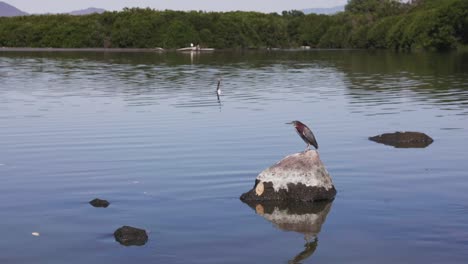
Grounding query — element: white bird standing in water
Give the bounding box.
[216,78,222,96]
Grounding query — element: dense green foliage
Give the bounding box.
[0,0,466,51]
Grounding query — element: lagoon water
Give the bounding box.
[1,50,468,263]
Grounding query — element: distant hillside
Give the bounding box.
[69,7,106,16]
[0,1,27,17]
[303,5,344,15]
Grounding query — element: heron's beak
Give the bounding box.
[285,122,293,125]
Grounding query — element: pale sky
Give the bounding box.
[5,0,348,14]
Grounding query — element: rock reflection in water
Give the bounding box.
[243,200,333,263]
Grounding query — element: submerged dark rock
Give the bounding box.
[369,131,433,148]
[240,150,336,202]
[114,226,148,246]
[89,198,110,208]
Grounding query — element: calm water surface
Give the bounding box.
[1,50,468,263]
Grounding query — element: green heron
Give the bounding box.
[286,120,319,151]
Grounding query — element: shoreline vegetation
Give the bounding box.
[0,47,363,52]
[0,0,466,52]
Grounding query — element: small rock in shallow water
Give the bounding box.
[369,131,433,148]
[114,226,148,246]
[89,198,110,208]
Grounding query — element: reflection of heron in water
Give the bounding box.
[288,238,318,264]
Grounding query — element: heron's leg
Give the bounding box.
[305,144,310,152]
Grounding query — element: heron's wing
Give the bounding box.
[302,126,319,149]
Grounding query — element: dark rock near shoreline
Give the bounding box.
[369,131,433,148]
[89,198,110,208]
[114,226,148,246]
[240,150,336,202]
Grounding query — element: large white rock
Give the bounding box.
[240,150,336,202]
